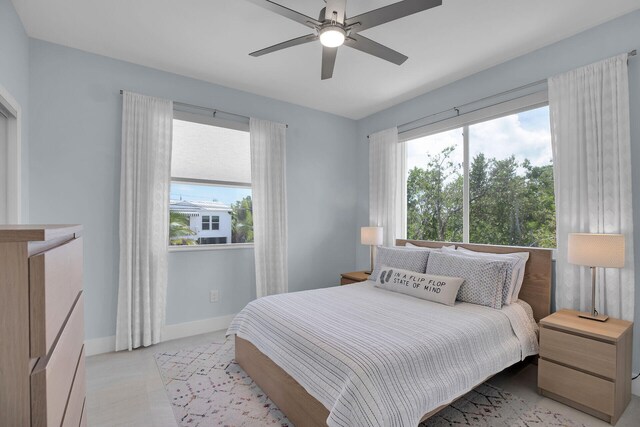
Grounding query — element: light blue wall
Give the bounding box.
[27,39,359,339]
[355,10,640,375]
[0,0,29,219]
[19,3,640,375]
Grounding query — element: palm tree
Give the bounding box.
[231,196,253,243]
[169,211,197,245]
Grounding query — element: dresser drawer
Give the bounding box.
[31,295,85,427]
[540,327,616,379]
[539,359,614,415]
[62,347,86,427]
[30,237,83,357]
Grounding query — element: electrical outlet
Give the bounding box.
[209,290,220,303]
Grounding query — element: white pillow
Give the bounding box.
[375,265,464,306]
[451,247,530,304]
[405,242,455,251]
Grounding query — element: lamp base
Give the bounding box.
[578,312,609,322]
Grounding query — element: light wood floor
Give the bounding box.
[87,330,640,427]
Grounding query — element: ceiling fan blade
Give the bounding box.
[344,34,408,65]
[250,34,318,57]
[345,0,441,32]
[325,0,347,24]
[245,0,321,29]
[321,46,338,80]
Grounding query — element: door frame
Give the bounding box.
[0,84,22,223]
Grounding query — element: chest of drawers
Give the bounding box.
[0,225,85,426]
[538,309,633,424]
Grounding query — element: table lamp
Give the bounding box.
[361,227,383,274]
[567,233,624,322]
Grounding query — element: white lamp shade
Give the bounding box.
[361,227,383,246]
[567,233,625,268]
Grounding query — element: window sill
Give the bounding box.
[168,243,254,252]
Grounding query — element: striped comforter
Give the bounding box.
[227,281,538,427]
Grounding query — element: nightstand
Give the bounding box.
[538,309,633,424]
[340,271,369,285]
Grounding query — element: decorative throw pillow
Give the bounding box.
[370,246,430,283]
[425,252,509,309]
[453,247,530,304]
[375,265,464,306]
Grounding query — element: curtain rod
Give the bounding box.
[119,90,288,128]
[367,49,637,139]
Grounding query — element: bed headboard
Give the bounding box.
[396,239,553,322]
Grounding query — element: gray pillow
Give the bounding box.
[426,252,508,309]
[375,265,464,306]
[371,246,431,282]
[443,246,529,305]
[441,246,516,306]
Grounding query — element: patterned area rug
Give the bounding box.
[155,340,586,427]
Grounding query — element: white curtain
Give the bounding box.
[116,91,173,351]
[549,54,635,321]
[369,127,406,246]
[250,118,288,298]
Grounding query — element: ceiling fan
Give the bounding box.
[246,0,443,79]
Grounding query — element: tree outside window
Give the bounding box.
[406,105,555,248]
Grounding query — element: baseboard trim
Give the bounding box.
[633,377,640,397]
[163,313,236,342]
[84,335,116,357]
[84,313,236,356]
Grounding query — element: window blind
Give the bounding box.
[171,115,251,186]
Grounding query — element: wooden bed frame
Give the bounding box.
[236,240,552,427]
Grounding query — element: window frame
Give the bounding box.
[402,90,554,247]
[211,215,220,230]
[201,215,211,231]
[168,109,254,251]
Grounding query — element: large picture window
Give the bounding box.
[169,112,253,247]
[406,101,555,248]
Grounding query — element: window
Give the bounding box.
[169,111,253,247]
[407,128,464,242]
[201,215,220,231]
[405,99,555,248]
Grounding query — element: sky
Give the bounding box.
[407,106,552,174]
[170,182,251,206]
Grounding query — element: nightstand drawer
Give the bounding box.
[540,327,616,379]
[340,278,358,285]
[539,359,614,415]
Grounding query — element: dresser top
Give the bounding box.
[0,225,82,242]
[540,309,633,342]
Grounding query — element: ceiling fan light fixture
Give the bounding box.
[319,25,346,48]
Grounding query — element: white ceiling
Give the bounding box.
[12,0,640,119]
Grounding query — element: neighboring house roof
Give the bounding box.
[170,200,231,214]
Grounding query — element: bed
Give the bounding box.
[227,240,552,427]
